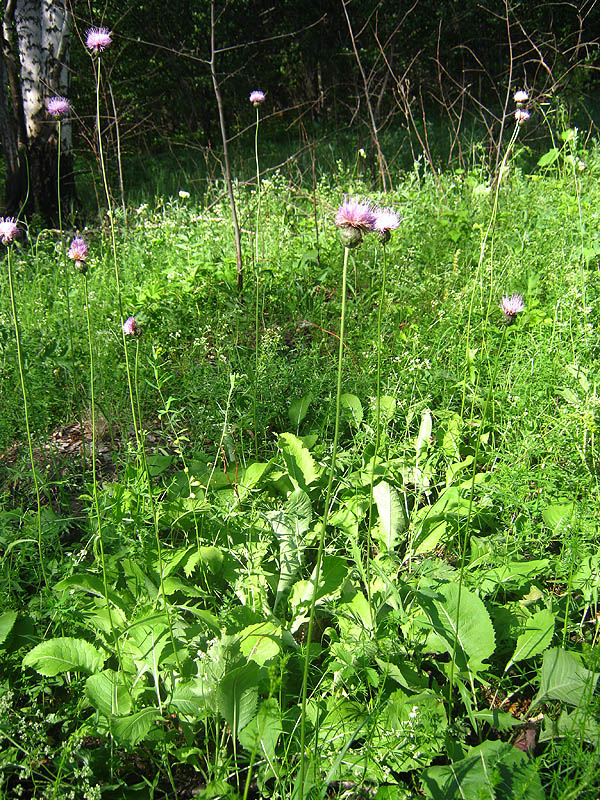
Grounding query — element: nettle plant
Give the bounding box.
[6,397,597,797]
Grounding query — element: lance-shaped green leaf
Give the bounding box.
[217,661,261,738]
[0,611,17,646]
[86,669,132,716]
[111,707,161,745]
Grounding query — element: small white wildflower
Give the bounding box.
[178,190,190,199]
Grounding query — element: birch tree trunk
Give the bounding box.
[0,0,72,221]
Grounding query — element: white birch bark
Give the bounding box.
[14,0,70,152]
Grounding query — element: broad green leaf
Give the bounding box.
[507,608,555,669]
[86,670,132,716]
[0,611,17,646]
[288,394,312,428]
[423,740,544,800]
[278,432,318,489]
[290,555,348,609]
[476,559,550,596]
[538,708,600,746]
[169,679,214,717]
[531,647,599,710]
[268,487,312,607]
[340,393,363,426]
[236,461,272,503]
[542,503,574,533]
[442,413,462,459]
[537,147,559,167]
[54,573,128,613]
[238,698,283,760]
[373,480,407,552]
[415,409,432,460]
[23,637,105,676]
[217,662,261,737]
[146,453,174,476]
[239,622,281,666]
[471,709,520,731]
[422,583,495,672]
[111,707,161,745]
[375,658,428,691]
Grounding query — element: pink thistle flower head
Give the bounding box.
[123,316,138,336]
[86,26,112,52]
[500,293,525,322]
[335,197,376,248]
[249,90,265,106]
[46,96,71,117]
[68,237,89,273]
[514,90,529,104]
[515,108,531,124]
[373,207,402,243]
[0,217,19,245]
[335,197,376,231]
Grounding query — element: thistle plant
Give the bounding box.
[250,89,265,458]
[75,235,128,682]
[297,198,375,797]
[46,95,84,471]
[366,206,401,609]
[2,218,48,590]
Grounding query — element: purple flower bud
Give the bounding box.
[68,237,89,273]
[86,27,112,52]
[515,109,531,124]
[46,96,71,117]
[123,316,138,336]
[249,90,265,106]
[0,217,20,245]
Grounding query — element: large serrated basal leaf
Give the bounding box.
[278,432,318,489]
[239,622,281,666]
[238,698,283,760]
[423,740,544,800]
[217,662,260,737]
[169,679,214,717]
[111,707,161,745]
[268,488,312,607]
[184,546,224,578]
[542,503,574,533]
[507,608,555,669]
[372,481,407,552]
[0,611,17,646]
[289,394,312,429]
[340,393,363,427]
[531,647,599,710]
[23,637,105,676]
[54,573,128,614]
[86,669,132,716]
[422,583,495,673]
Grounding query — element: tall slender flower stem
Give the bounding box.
[6,246,48,591]
[253,104,262,459]
[366,242,387,619]
[298,245,350,798]
[132,338,182,673]
[94,56,139,451]
[57,119,86,479]
[83,273,125,678]
[460,123,520,419]
[448,324,507,717]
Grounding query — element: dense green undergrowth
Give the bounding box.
[1,131,600,798]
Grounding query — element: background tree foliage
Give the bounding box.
[3,0,600,218]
